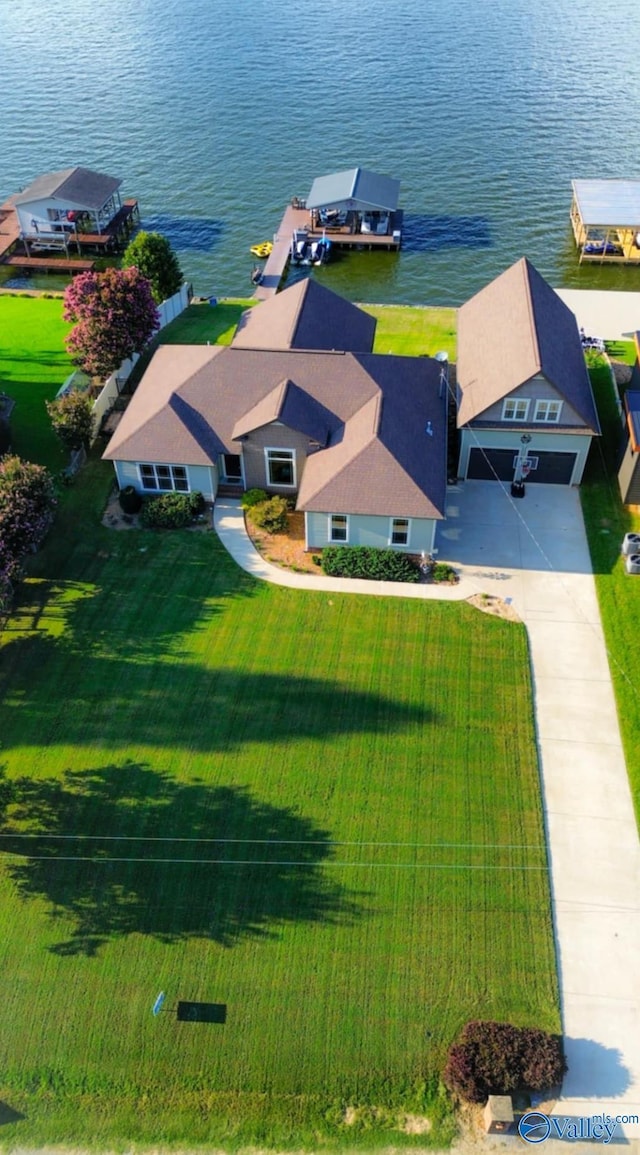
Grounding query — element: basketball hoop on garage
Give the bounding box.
[521,459,532,479]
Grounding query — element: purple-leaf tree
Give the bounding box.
[63,267,160,379]
[0,455,56,610]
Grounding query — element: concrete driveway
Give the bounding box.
[436,481,640,1137]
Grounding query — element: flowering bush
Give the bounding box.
[443,1021,567,1104]
[63,267,160,378]
[0,455,56,609]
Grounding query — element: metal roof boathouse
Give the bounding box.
[571,179,640,263]
[303,167,402,249]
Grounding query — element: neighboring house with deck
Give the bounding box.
[14,167,124,238]
[103,281,448,553]
[456,257,600,485]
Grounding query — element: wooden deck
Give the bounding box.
[253,203,403,299]
[4,255,95,272]
[0,199,21,260]
[69,198,140,250]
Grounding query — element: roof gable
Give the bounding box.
[102,345,227,465]
[232,279,376,353]
[232,378,332,444]
[306,167,400,212]
[15,166,122,209]
[457,257,600,431]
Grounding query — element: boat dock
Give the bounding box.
[0,192,139,277]
[3,255,95,273]
[0,198,21,261]
[253,202,403,300]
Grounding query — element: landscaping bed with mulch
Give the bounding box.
[245,510,460,583]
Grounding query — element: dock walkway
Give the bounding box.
[3,255,95,273]
[0,199,20,261]
[253,203,403,299]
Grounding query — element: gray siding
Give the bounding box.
[305,511,436,552]
[476,375,589,428]
[240,423,312,493]
[113,459,218,500]
[618,443,640,504]
[458,428,592,485]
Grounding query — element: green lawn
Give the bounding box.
[0,292,558,1148]
[0,295,73,471]
[580,356,640,823]
[363,304,457,359]
[0,456,559,1148]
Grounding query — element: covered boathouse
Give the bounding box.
[570,179,640,263]
[304,167,402,247]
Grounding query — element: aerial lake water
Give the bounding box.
[3,0,640,304]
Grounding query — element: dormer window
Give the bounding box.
[502,398,530,421]
[534,399,562,423]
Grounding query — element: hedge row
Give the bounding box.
[321,546,420,583]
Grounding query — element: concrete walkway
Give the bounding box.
[214,492,640,1137]
[214,499,470,601]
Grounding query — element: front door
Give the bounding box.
[222,454,243,483]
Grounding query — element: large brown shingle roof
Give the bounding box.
[457,257,600,431]
[104,345,447,519]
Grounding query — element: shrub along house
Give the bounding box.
[456,257,600,485]
[103,280,448,553]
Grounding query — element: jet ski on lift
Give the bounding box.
[291,228,312,264]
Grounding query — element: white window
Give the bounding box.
[390,517,410,546]
[534,399,562,423]
[329,514,349,543]
[502,398,530,421]
[265,448,296,487]
[139,463,189,492]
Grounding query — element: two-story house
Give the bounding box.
[456,257,600,485]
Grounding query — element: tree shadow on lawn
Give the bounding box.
[0,764,365,956]
[0,633,435,750]
[4,536,260,661]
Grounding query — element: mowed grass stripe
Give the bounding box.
[0,463,558,1146]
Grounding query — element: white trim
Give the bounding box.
[137,462,190,492]
[264,446,297,488]
[389,516,411,547]
[222,453,245,485]
[501,397,530,422]
[329,513,349,543]
[533,399,563,424]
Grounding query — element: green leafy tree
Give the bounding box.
[47,391,95,451]
[122,231,184,304]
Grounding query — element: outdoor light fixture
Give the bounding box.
[435,350,449,399]
[512,433,533,497]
